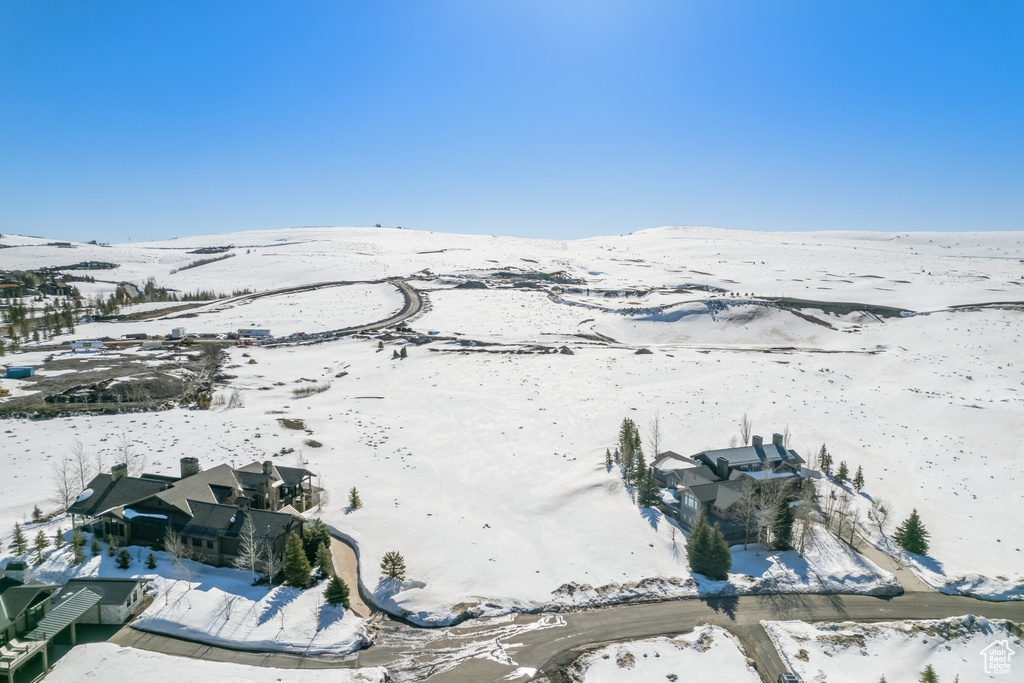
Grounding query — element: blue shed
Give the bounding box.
[6,366,34,379]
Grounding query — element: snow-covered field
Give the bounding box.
[571,625,760,683]
[764,616,1023,682]
[44,642,387,683]
[2,225,1022,626]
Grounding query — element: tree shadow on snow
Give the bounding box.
[256,586,300,626]
[317,603,344,632]
[640,507,660,530]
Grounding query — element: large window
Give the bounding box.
[682,492,699,509]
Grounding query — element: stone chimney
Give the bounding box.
[111,463,128,481]
[235,496,250,511]
[751,435,763,448]
[716,456,730,480]
[772,433,784,447]
[262,460,274,476]
[180,457,200,479]
[3,560,27,584]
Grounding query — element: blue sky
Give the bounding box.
[1,1,1021,241]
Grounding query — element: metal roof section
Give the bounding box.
[23,588,101,641]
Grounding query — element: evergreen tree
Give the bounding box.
[852,466,865,492]
[637,467,661,508]
[146,551,157,569]
[633,444,646,487]
[54,528,64,549]
[919,664,938,683]
[604,448,613,469]
[315,541,334,578]
[380,551,407,580]
[31,505,43,523]
[685,511,711,576]
[91,536,101,556]
[400,346,407,358]
[71,528,86,565]
[324,575,351,608]
[348,487,362,509]
[9,523,27,555]
[107,534,117,557]
[392,349,399,359]
[283,532,312,588]
[613,447,621,465]
[771,497,794,550]
[836,461,849,482]
[302,519,332,565]
[879,676,888,683]
[893,509,930,555]
[705,523,732,581]
[34,529,50,564]
[818,444,832,474]
[115,547,132,569]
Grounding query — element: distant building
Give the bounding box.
[5,367,34,379]
[71,340,106,353]
[237,328,271,339]
[67,458,320,569]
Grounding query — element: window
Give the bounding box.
[682,492,699,509]
[206,539,215,549]
[191,537,201,546]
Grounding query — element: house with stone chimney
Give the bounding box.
[66,457,318,568]
[660,433,806,542]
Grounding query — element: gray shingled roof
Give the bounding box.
[713,480,749,511]
[686,482,723,504]
[55,578,145,606]
[0,584,54,632]
[150,464,241,515]
[701,443,803,468]
[180,501,297,541]
[668,466,720,488]
[67,473,170,517]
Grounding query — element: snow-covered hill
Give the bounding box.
[1,225,1021,622]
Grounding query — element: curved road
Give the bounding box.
[111,588,1024,683]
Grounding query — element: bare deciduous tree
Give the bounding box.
[732,483,761,551]
[739,413,752,446]
[259,541,282,586]
[163,528,196,592]
[794,480,817,556]
[867,498,891,537]
[50,454,76,510]
[647,410,664,460]
[833,492,851,541]
[227,388,245,408]
[782,425,791,449]
[70,439,93,491]
[847,506,861,547]
[116,433,146,477]
[233,515,261,584]
[728,435,739,448]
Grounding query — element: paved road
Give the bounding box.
[109,591,1024,682]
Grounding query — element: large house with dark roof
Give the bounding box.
[660,433,806,542]
[67,457,319,568]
